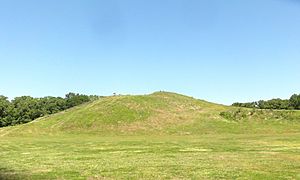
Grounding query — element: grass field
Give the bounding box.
[1,92,300,179]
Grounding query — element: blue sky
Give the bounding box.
[0,0,300,104]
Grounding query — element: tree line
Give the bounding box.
[232,94,300,110]
[0,93,101,127]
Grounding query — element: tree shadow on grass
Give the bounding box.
[0,167,83,179]
[0,167,28,180]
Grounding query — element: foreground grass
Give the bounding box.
[1,134,300,179]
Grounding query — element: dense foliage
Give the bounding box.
[232,94,300,110]
[220,108,299,122]
[0,93,100,127]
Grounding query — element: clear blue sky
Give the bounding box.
[0,0,300,104]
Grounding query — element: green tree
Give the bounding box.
[0,93,98,127]
[289,94,300,110]
[11,96,41,124]
[65,93,90,108]
[0,95,13,127]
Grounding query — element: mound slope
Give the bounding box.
[1,92,299,137]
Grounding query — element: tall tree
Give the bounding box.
[290,94,300,110]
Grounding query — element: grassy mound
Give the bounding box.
[0,92,222,136]
[1,91,300,137]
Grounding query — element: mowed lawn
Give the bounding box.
[1,133,300,179]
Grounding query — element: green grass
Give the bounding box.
[1,134,300,179]
[1,92,300,179]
